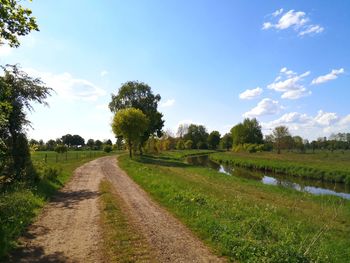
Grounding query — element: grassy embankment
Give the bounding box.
[99,180,156,262]
[119,150,350,262]
[210,151,350,184]
[0,150,118,259]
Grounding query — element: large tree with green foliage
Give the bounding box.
[0,65,51,182]
[112,108,149,158]
[231,118,263,146]
[220,133,232,151]
[183,124,209,149]
[109,81,164,154]
[271,126,291,154]
[0,0,39,47]
[208,130,221,150]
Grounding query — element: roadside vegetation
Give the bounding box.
[99,180,155,262]
[118,151,350,262]
[0,150,116,259]
[210,151,350,184]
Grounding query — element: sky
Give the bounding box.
[1,0,349,142]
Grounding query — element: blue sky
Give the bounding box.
[1,0,349,142]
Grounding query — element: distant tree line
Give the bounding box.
[29,135,115,152]
[141,118,350,154]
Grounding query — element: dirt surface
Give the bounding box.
[10,156,224,263]
[9,159,105,263]
[101,156,224,263]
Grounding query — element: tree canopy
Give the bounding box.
[183,124,209,149]
[271,126,291,154]
[0,0,39,47]
[0,65,51,181]
[231,118,263,146]
[109,81,164,153]
[112,107,149,158]
[208,131,221,150]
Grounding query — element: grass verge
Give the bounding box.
[0,151,119,259]
[99,180,155,262]
[118,152,350,262]
[210,151,350,184]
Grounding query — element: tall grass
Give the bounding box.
[210,151,350,184]
[119,152,350,262]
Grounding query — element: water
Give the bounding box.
[186,155,350,200]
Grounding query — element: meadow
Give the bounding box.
[0,150,117,259]
[118,150,350,262]
[210,151,350,184]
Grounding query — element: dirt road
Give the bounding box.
[10,156,224,262]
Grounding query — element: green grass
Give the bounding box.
[210,151,350,184]
[118,151,350,262]
[0,150,120,259]
[99,180,155,262]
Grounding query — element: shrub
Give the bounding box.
[103,145,113,153]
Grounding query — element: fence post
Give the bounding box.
[45,153,47,163]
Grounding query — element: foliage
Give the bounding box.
[271,126,291,154]
[0,0,39,47]
[112,108,149,158]
[220,133,232,151]
[0,65,51,183]
[231,118,263,146]
[109,81,164,152]
[176,139,185,150]
[54,144,67,154]
[183,124,208,149]
[103,145,112,153]
[61,134,85,147]
[184,140,193,150]
[210,151,350,184]
[207,131,221,150]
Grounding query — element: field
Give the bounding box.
[0,150,118,259]
[210,151,350,184]
[118,150,350,262]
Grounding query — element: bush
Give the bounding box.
[55,145,67,154]
[197,141,208,149]
[103,145,113,153]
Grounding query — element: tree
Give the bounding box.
[177,123,189,138]
[220,133,232,151]
[231,118,263,146]
[231,123,245,146]
[71,134,84,147]
[109,81,164,154]
[271,126,290,154]
[86,139,94,149]
[0,0,39,47]
[46,139,56,151]
[184,140,193,150]
[104,139,112,146]
[183,124,208,149]
[61,134,73,147]
[0,65,51,181]
[208,131,221,150]
[112,108,149,158]
[94,140,103,150]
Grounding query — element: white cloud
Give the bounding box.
[314,110,338,126]
[25,68,106,101]
[243,98,283,118]
[272,8,284,17]
[299,25,324,36]
[239,87,263,100]
[262,9,323,36]
[160,99,175,107]
[262,110,350,139]
[100,70,108,77]
[268,67,311,99]
[311,68,345,85]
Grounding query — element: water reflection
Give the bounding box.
[186,155,350,200]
